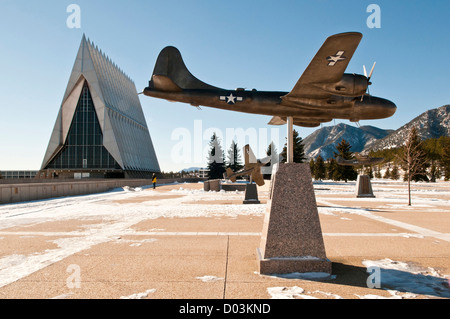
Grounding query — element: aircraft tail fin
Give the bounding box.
[244,144,257,167]
[148,46,220,91]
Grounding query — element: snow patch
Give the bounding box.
[0,254,28,270]
[267,286,307,299]
[362,259,450,298]
[120,289,156,299]
[356,290,417,299]
[196,275,224,282]
[122,186,143,192]
[267,286,342,299]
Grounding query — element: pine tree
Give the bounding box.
[263,141,278,179]
[441,140,450,181]
[391,165,400,180]
[309,159,315,177]
[226,141,243,172]
[281,130,306,163]
[364,166,374,179]
[333,139,357,182]
[207,132,226,180]
[266,141,279,166]
[327,158,338,181]
[429,161,438,182]
[383,167,391,179]
[266,142,277,157]
[314,155,326,181]
[374,165,382,179]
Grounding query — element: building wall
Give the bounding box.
[0,178,194,205]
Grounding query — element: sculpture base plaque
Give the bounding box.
[257,163,331,275]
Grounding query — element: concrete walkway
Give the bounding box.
[0,181,449,299]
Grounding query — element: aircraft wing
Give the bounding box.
[284,32,363,98]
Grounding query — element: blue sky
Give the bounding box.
[0,0,449,172]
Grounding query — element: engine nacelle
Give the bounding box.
[311,74,368,97]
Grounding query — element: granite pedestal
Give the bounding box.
[204,179,221,192]
[355,175,375,198]
[257,163,331,275]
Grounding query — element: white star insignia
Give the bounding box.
[327,51,346,66]
[220,93,243,105]
[226,94,236,104]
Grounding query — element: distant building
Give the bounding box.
[198,168,210,178]
[0,171,38,180]
[40,35,160,179]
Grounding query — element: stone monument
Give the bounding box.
[257,163,331,275]
[355,175,375,198]
[203,179,221,192]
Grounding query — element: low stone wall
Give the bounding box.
[0,178,198,205]
[221,183,247,192]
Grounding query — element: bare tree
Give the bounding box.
[396,127,427,206]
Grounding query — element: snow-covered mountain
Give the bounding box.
[365,105,450,151]
[302,105,450,159]
[303,123,393,160]
[180,167,203,172]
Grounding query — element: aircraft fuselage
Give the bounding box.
[143,87,396,125]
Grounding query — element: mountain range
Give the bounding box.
[303,105,450,160]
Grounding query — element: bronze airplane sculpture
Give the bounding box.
[336,153,384,166]
[226,145,270,186]
[143,32,396,128]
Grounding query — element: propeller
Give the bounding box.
[361,62,376,101]
[364,62,376,85]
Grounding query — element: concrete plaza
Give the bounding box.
[0,179,449,299]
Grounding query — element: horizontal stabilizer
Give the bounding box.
[152,75,182,92]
